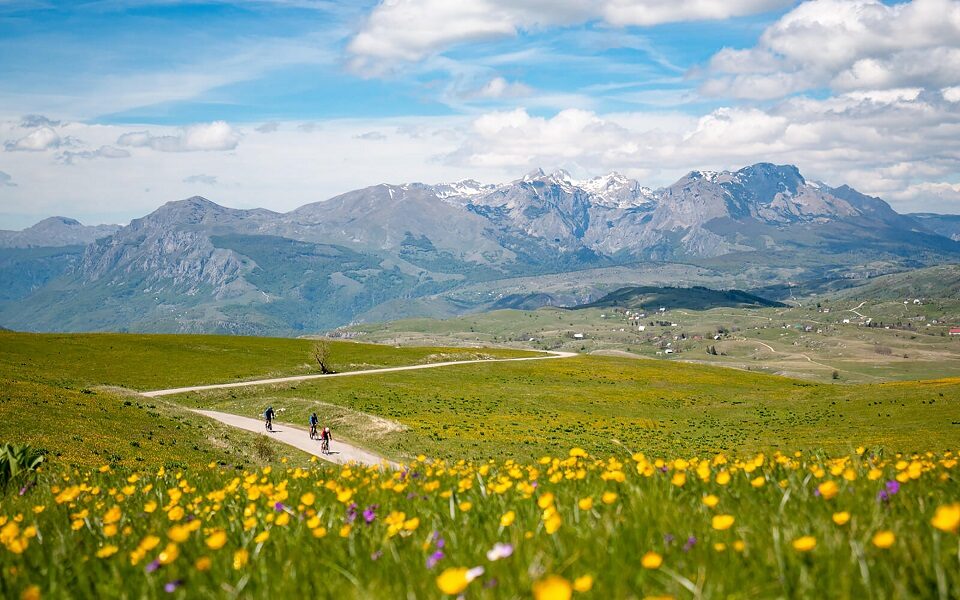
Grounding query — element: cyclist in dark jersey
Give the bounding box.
[309,412,319,439]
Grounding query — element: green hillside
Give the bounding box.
[0,332,535,468]
[835,264,960,300]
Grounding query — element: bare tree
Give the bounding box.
[313,340,334,374]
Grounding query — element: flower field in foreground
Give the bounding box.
[2,449,959,599]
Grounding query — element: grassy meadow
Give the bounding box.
[0,332,535,468]
[181,354,960,463]
[2,450,959,599]
[346,298,960,384]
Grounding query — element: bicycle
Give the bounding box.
[309,424,318,440]
[321,437,330,454]
[265,418,273,432]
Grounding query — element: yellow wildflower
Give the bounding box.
[872,530,895,549]
[95,545,118,558]
[931,503,960,533]
[792,536,816,552]
[573,575,594,593]
[232,549,249,570]
[533,575,572,600]
[712,514,735,531]
[205,530,227,550]
[500,511,516,527]
[641,552,663,569]
[833,512,851,526]
[578,497,594,511]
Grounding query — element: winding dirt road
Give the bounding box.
[142,350,576,398]
[143,350,576,466]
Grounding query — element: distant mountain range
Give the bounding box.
[2,162,959,335]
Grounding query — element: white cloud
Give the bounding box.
[4,126,61,152]
[117,121,241,152]
[354,131,387,140]
[58,145,131,164]
[347,0,791,73]
[703,0,960,98]
[471,77,532,99]
[183,174,218,185]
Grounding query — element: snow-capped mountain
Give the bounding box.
[2,162,958,334]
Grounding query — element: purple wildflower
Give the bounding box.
[436,537,445,549]
[660,465,669,473]
[345,503,358,523]
[683,536,697,552]
[486,542,514,561]
[886,480,900,495]
[274,502,286,512]
[531,481,538,488]
[363,505,378,524]
[164,580,183,593]
[484,578,499,589]
[877,490,889,502]
[146,560,161,573]
[813,488,821,497]
[426,550,444,569]
[663,533,675,545]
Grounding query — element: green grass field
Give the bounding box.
[178,354,960,463]
[0,332,536,468]
[346,298,960,384]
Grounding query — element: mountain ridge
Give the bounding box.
[2,162,959,335]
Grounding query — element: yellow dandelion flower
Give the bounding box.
[306,516,321,529]
[436,567,471,596]
[733,540,745,552]
[139,535,161,551]
[20,585,41,600]
[750,476,765,488]
[671,472,686,487]
[232,548,249,570]
[143,501,157,514]
[500,511,516,527]
[300,492,315,506]
[931,503,960,534]
[312,527,328,538]
[459,501,472,512]
[157,543,179,565]
[275,512,290,526]
[641,551,662,569]
[601,491,618,505]
[716,470,731,485]
[713,542,726,552]
[205,530,228,550]
[96,545,119,558]
[573,575,594,593]
[167,525,190,542]
[166,506,184,522]
[103,524,118,537]
[544,511,562,534]
[404,517,420,531]
[537,493,555,509]
[533,575,572,600]
[712,514,735,531]
[569,448,587,458]
[792,536,816,552]
[32,506,45,514]
[817,480,839,500]
[339,524,352,538]
[872,530,895,549]
[195,556,212,571]
[578,497,594,511]
[254,530,270,544]
[702,495,719,508]
[832,512,851,526]
[102,506,121,525]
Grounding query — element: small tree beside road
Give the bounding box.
[312,340,334,374]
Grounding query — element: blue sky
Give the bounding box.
[1,0,959,227]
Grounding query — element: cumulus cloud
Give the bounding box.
[444,89,960,211]
[4,127,62,152]
[117,121,241,152]
[183,174,218,185]
[347,0,791,72]
[256,121,280,133]
[0,170,16,187]
[58,145,131,164]
[354,131,387,140]
[703,0,960,99]
[20,115,62,129]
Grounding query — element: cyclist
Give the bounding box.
[309,412,319,439]
[320,426,332,454]
[264,406,275,432]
